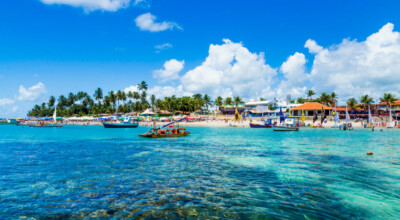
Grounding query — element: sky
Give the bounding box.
[1,0,400,117]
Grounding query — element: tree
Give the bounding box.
[94,88,103,103]
[307,90,316,100]
[360,95,374,110]
[319,92,332,106]
[203,94,213,110]
[224,97,233,106]
[215,96,223,110]
[379,93,397,112]
[133,91,140,100]
[48,96,55,107]
[331,92,337,102]
[347,98,358,109]
[137,81,148,91]
[233,96,242,106]
[260,98,266,101]
[67,93,75,107]
[150,95,156,108]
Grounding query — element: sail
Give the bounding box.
[334,105,340,126]
[320,107,325,124]
[389,107,393,125]
[161,117,188,129]
[368,105,374,124]
[53,103,57,123]
[279,107,285,123]
[234,108,242,122]
[313,110,318,123]
[345,106,350,124]
[301,110,305,123]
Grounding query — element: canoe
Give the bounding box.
[103,122,139,128]
[249,123,272,128]
[139,132,190,138]
[273,126,299,131]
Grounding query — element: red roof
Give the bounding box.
[290,102,332,111]
[376,100,400,106]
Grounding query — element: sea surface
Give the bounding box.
[0,125,399,219]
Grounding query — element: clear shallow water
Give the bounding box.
[0,125,399,219]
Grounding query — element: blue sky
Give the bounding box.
[1,0,400,117]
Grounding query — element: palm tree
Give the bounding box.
[347,98,358,110]
[137,81,148,91]
[224,97,233,106]
[233,96,242,106]
[360,95,374,110]
[48,96,55,107]
[133,91,140,100]
[150,95,156,109]
[319,92,332,105]
[331,92,337,103]
[67,93,75,107]
[108,91,116,109]
[94,88,103,103]
[379,93,397,112]
[307,90,316,100]
[215,96,223,106]
[203,94,213,110]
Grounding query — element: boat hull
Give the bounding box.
[273,126,299,131]
[249,123,272,128]
[29,125,63,128]
[139,132,190,138]
[102,122,139,128]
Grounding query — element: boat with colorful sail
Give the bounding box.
[139,117,189,138]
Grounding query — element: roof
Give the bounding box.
[376,100,400,106]
[290,102,333,111]
[245,100,271,106]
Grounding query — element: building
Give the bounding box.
[376,100,400,116]
[289,102,332,116]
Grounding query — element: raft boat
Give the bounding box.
[139,117,189,138]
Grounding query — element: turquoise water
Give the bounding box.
[0,125,399,219]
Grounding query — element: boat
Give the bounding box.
[273,109,300,131]
[103,117,139,128]
[139,117,189,138]
[249,118,274,128]
[29,104,63,128]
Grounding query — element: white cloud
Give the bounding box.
[40,0,130,12]
[153,59,184,83]
[0,98,15,106]
[123,85,139,94]
[305,39,323,54]
[17,82,47,101]
[148,85,187,98]
[155,43,173,53]
[180,39,277,98]
[135,13,182,32]
[308,22,400,101]
[276,52,308,97]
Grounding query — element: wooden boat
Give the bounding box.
[29,122,63,128]
[139,117,189,138]
[30,104,64,128]
[139,128,190,138]
[273,117,300,132]
[273,125,299,131]
[250,123,272,128]
[249,118,276,128]
[103,117,139,128]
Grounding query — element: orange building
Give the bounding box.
[290,102,332,116]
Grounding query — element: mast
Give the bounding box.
[53,102,57,123]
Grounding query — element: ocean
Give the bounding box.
[0,125,399,219]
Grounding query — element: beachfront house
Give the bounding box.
[376,100,400,117]
[289,102,332,117]
[220,103,245,115]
